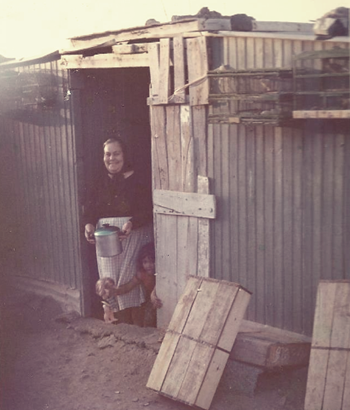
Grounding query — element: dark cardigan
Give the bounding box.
[84,170,153,229]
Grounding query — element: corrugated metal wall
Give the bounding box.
[208,35,350,335]
[0,60,82,292]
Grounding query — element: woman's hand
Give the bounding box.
[120,220,133,240]
[85,223,96,244]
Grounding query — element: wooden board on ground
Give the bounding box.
[147,276,251,409]
[304,280,350,410]
[231,319,311,368]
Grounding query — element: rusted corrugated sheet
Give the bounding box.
[0,60,82,292]
[208,35,350,335]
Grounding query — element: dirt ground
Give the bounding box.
[0,284,308,410]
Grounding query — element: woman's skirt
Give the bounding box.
[96,217,153,311]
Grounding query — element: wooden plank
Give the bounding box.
[185,216,199,279]
[167,275,202,334]
[112,43,148,54]
[231,320,311,368]
[148,43,160,99]
[150,106,168,190]
[293,110,350,119]
[186,37,209,106]
[166,105,182,191]
[153,189,216,219]
[343,353,350,410]
[180,105,195,192]
[195,349,229,410]
[147,331,180,391]
[199,281,239,345]
[182,279,221,340]
[160,336,198,398]
[304,281,341,410]
[197,176,210,278]
[192,106,207,177]
[252,21,313,33]
[60,53,150,69]
[158,38,171,103]
[177,343,214,404]
[322,283,350,410]
[218,287,251,352]
[173,36,186,104]
[155,214,178,328]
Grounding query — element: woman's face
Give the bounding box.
[104,141,124,174]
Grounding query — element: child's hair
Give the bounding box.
[96,277,116,298]
[136,242,155,271]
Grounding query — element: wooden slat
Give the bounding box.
[167,105,182,191]
[147,331,180,391]
[182,279,221,340]
[293,110,350,119]
[304,281,350,410]
[195,349,229,410]
[112,43,148,54]
[199,281,239,345]
[150,106,168,190]
[252,21,313,33]
[167,276,202,333]
[197,176,210,278]
[218,287,251,352]
[186,37,209,106]
[173,36,186,103]
[180,105,195,192]
[60,53,150,69]
[177,343,214,404]
[158,38,171,103]
[148,43,160,99]
[153,189,216,219]
[160,336,198,398]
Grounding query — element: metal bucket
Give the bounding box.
[94,224,123,257]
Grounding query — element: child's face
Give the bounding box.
[142,256,155,275]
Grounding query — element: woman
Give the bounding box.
[84,138,153,325]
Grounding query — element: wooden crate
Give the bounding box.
[304,280,350,410]
[147,276,251,409]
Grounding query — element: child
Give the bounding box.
[135,242,162,327]
[95,277,119,324]
[96,243,162,326]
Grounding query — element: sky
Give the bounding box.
[0,0,348,59]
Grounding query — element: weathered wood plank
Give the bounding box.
[158,38,171,103]
[197,176,210,278]
[173,36,186,104]
[199,281,239,346]
[112,43,148,54]
[195,349,229,410]
[166,105,182,191]
[252,21,313,33]
[293,110,350,119]
[167,276,202,334]
[180,105,195,192]
[146,331,180,391]
[182,279,221,341]
[192,106,207,177]
[148,43,160,99]
[150,106,168,190]
[218,287,251,352]
[177,343,214,404]
[160,336,197,398]
[186,37,209,106]
[60,53,149,69]
[153,189,216,219]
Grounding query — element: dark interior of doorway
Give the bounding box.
[78,67,152,318]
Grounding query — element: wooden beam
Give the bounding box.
[63,19,231,54]
[293,110,350,119]
[60,53,150,69]
[112,43,148,54]
[153,189,216,219]
[252,21,313,33]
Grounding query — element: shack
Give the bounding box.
[0,14,349,335]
